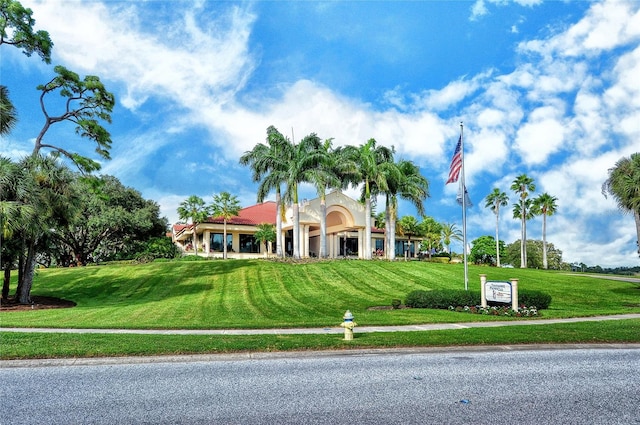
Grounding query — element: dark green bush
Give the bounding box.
[405,289,480,309]
[519,290,552,309]
[405,288,552,310]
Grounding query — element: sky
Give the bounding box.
[1,0,639,268]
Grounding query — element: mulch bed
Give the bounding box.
[0,296,76,311]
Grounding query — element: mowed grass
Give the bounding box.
[1,259,639,330]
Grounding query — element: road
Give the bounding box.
[1,346,639,424]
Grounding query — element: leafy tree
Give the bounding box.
[398,215,422,259]
[511,174,536,268]
[504,239,563,269]
[1,0,52,135]
[177,195,208,254]
[373,211,386,229]
[441,222,462,254]
[0,0,53,62]
[51,175,167,266]
[211,191,241,260]
[33,65,115,173]
[602,153,640,258]
[469,235,504,265]
[484,188,508,267]
[533,192,558,269]
[417,216,442,259]
[254,223,276,256]
[240,126,292,258]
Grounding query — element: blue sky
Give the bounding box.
[1,0,639,267]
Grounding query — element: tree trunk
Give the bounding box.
[16,243,36,304]
[293,203,300,259]
[387,199,395,261]
[495,210,501,267]
[319,196,327,258]
[276,189,283,258]
[542,214,548,269]
[520,203,526,268]
[364,197,372,259]
[635,210,640,258]
[222,219,227,260]
[2,267,10,300]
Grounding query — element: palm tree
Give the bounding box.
[511,174,536,268]
[304,138,343,258]
[485,188,509,267]
[533,193,558,269]
[254,223,276,257]
[342,139,394,260]
[211,191,241,260]
[602,153,640,258]
[418,216,442,259]
[239,126,292,258]
[177,195,208,254]
[387,159,429,261]
[0,86,17,136]
[398,215,421,260]
[440,222,462,254]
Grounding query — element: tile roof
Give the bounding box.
[208,201,277,226]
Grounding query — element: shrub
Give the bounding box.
[391,299,402,309]
[405,289,480,309]
[519,290,552,309]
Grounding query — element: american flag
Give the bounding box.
[446,135,462,184]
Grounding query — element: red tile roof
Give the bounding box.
[208,201,277,226]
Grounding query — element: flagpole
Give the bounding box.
[460,122,468,291]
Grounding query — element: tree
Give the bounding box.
[440,222,462,254]
[254,223,276,257]
[342,139,395,259]
[484,188,509,267]
[33,65,115,173]
[602,153,640,258]
[386,159,429,261]
[304,138,344,258]
[50,175,167,266]
[469,235,503,265]
[398,215,422,260]
[211,191,241,260]
[0,86,17,135]
[177,195,208,254]
[511,174,536,268]
[504,239,563,269]
[0,0,53,63]
[1,0,52,135]
[418,216,442,259]
[533,192,558,269]
[240,126,292,258]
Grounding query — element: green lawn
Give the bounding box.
[1,259,639,359]
[2,259,639,329]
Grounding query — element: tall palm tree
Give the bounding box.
[485,188,509,267]
[511,174,536,268]
[440,222,462,254]
[387,159,429,261]
[211,191,241,260]
[239,126,292,258]
[304,138,343,258]
[282,132,324,259]
[177,195,208,254]
[602,153,640,258]
[342,139,394,260]
[533,192,558,269]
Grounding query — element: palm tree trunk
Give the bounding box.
[276,189,283,258]
[495,211,501,267]
[520,203,526,268]
[293,203,300,259]
[364,197,372,260]
[635,210,640,258]
[222,219,227,260]
[319,195,327,258]
[542,214,548,269]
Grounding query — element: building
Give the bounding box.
[172,191,423,259]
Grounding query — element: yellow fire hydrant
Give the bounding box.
[340,310,357,341]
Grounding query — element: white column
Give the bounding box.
[303,225,310,258]
[510,278,519,311]
[480,274,487,308]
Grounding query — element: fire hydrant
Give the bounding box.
[340,310,357,341]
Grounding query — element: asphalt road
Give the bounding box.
[2,346,639,424]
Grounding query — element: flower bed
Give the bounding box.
[448,305,539,317]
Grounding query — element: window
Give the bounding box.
[239,234,259,253]
[210,233,232,252]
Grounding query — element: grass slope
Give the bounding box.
[2,259,639,330]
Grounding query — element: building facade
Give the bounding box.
[172,191,422,259]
